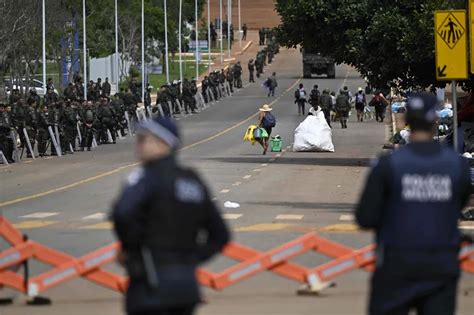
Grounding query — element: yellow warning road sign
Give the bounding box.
[435,10,468,80]
[469,1,474,74]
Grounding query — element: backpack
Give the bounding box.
[263,112,276,128]
[294,89,300,100]
[310,89,320,101]
[336,95,349,111]
[298,89,306,99]
[356,93,365,104]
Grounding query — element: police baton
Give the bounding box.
[141,246,159,290]
[22,128,35,160]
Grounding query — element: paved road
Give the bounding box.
[1,47,473,315]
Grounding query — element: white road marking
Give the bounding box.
[243,175,252,179]
[82,212,107,220]
[220,189,230,194]
[232,182,242,186]
[261,163,268,167]
[276,154,281,157]
[20,212,59,219]
[339,214,355,221]
[276,214,304,220]
[253,169,262,172]
[223,213,243,220]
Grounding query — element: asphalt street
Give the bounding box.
[1,47,473,315]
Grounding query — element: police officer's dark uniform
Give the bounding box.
[248,59,255,83]
[112,117,230,315]
[356,93,472,315]
[0,104,14,163]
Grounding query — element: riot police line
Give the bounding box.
[0,66,245,165]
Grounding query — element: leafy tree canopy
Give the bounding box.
[275,0,466,90]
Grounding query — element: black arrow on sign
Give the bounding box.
[437,65,447,78]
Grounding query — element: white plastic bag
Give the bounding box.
[293,111,335,152]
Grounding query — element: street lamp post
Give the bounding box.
[207,0,212,70]
[42,0,46,95]
[238,0,241,47]
[195,0,199,80]
[219,0,223,64]
[141,0,145,101]
[164,0,170,83]
[227,0,231,58]
[82,0,87,100]
[115,0,119,85]
[178,0,183,85]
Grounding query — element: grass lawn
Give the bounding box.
[149,62,209,88]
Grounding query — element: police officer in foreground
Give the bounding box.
[111,117,230,315]
[356,93,472,315]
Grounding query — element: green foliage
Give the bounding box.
[276,0,467,90]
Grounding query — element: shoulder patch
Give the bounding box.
[126,168,144,187]
[175,177,205,203]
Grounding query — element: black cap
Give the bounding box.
[406,93,438,131]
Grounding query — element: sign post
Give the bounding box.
[434,10,467,153]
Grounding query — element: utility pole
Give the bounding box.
[42,0,46,95]
[82,0,87,100]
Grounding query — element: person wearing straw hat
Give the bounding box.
[258,104,276,155]
[355,87,367,122]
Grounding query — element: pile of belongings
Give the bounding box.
[393,127,411,146]
[244,125,269,145]
[293,109,335,152]
[391,101,406,113]
[437,103,454,137]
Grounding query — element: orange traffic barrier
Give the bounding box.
[1,215,474,304]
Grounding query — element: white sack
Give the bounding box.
[293,111,335,152]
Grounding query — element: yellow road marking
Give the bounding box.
[235,223,294,232]
[320,223,360,232]
[80,222,114,230]
[0,164,138,208]
[13,220,58,229]
[0,77,302,208]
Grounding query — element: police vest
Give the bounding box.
[379,144,463,250]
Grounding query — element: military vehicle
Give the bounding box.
[302,49,336,79]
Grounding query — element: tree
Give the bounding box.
[275,0,466,90]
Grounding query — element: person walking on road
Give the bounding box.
[336,89,351,128]
[112,117,230,315]
[266,72,277,97]
[354,87,367,122]
[294,83,308,116]
[242,23,248,41]
[257,104,276,155]
[370,93,389,122]
[319,88,332,128]
[356,93,472,315]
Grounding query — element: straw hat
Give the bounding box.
[259,104,273,112]
[358,87,363,92]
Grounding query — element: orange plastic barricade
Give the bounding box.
[212,233,318,289]
[1,214,474,304]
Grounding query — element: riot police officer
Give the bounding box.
[97,98,117,144]
[80,101,96,151]
[112,117,230,315]
[24,100,39,157]
[62,101,78,153]
[233,61,243,88]
[356,93,472,315]
[248,59,255,83]
[0,104,14,163]
[36,105,50,157]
